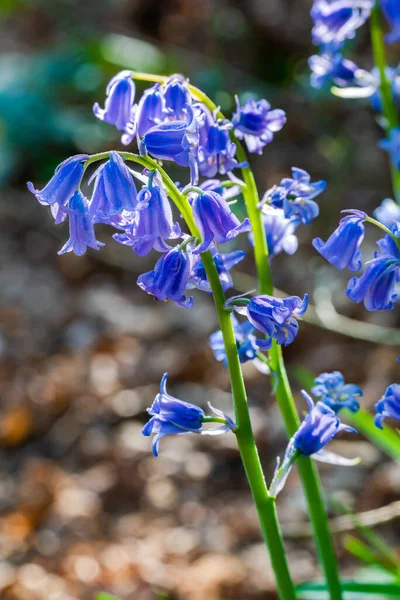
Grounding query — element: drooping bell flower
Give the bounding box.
[264,167,326,224]
[374,383,400,428]
[27,154,88,207]
[228,294,308,350]
[381,0,400,44]
[311,0,372,46]
[113,171,181,256]
[232,97,286,155]
[163,74,192,118]
[309,51,360,89]
[191,190,251,254]
[270,391,358,497]
[196,104,243,177]
[93,70,136,144]
[135,84,166,137]
[140,105,200,184]
[188,246,246,292]
[346,229,400,310]
[89,152,138,219]
[142,373,236,456]
[313,210,366,271]
[137,246,194,308]
[311,371,362,413]
[58,190,103,256]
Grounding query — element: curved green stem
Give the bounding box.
[87,150,297,599]
[370,2,400,202]
[129,71,343,598]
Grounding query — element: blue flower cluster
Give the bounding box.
[92,72,286,184]
[270,378,359,497]
[308,0,400,95]
[375,383,400,428]
[313,210,400,310]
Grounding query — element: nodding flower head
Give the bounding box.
[196,104,244,177]
[136,84,166,137]
[142,373,236,456]
[137,246,194,308]
[346,227,400,311]
[232,97,286,155]
[379,127,400,170]
[264,167,326,224]
[270,390,358,497]
[191,190,251,254]
[309,51,359,89]
[93,70,136,144]
[375,383,400,429]
[89,152,138,220]
[140,105,200,184]
[311,0,372,46]
[229,294,308,350]
[113,171,181,256]
[313,210,366,271]
[27,154,88,207]
[163,74,192,118]
[311,371,362,413]
[58,190,103,257]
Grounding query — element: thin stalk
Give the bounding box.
[370,2,400,202]
[95,150,297,599]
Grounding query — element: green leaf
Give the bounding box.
[94,594,120,600]
[297,579,400,597]
[344,408,400,462]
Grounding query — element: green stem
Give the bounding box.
[97,150,297,599]
[129,71,343,598]
[370,2,400,203]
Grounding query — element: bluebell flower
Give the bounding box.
[137,247,194,308]
[27,154,88,207]
[250,207,299,259]
[311,0,372,46]
[374,198,400,228]
[375,383,400,429]
[309,51,359,89]
[93,70,136,144]
[188,246,245,293]
[230,294,308,349]
[346,229,400,310]
[58,190,103,256]
[378,127,400,169]
[210,315,270,374]
[232,97,286,155]
[270,391,358,497]
[140,105,200,185]
[135,84,166,137]
[89,152,138,219]
[196,104,243,177]
[381,0,400,43]
[163,74,192,118]
[312,210,366,271]
[142,373,236,456]
[264,167,327,224]
[113,172,181,256]
[312,371,362,413]
[191,190,251,254]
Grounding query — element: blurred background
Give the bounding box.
[1,1,400,599]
